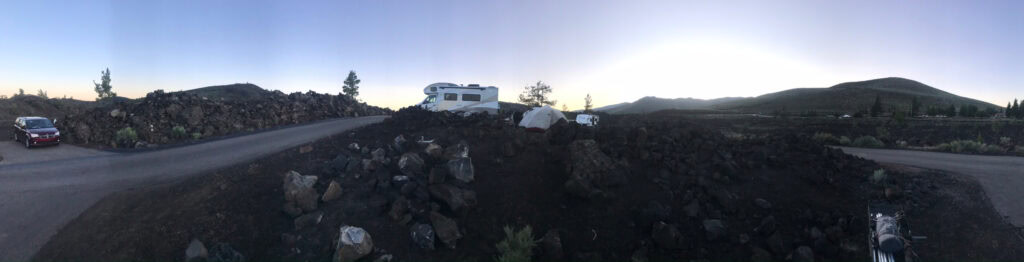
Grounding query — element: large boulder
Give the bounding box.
[429,211,462,249]
[322,181,343,202]
[410,223,436,250]
[185,239,208,261]
[446,158,474,183]
[334,226,374,262]
[398,153,425,176]
[283,171,319,212]
[208,243,245,262]
[428,184,477,213]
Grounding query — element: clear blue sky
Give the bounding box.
[2,0,1022,109]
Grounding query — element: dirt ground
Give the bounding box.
[33,110,1024,261]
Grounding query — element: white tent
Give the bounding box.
[518,105,567,130]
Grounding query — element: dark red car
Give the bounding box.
[11,116,61,148]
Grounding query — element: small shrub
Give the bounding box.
[852,136,885,148]
[896,140,908,148]
[191,132,202,140]
[496,225,537,262]
[839,136,851,146]
[171,126,187,139]
[871,169,887,184]
[812,132,839,145]
[115,127,138,147]
[1000,137,1013,146]
[936,140,1003,154]
[875,126,890,140]
[1016,146,1024,154]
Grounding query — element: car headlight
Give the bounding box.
[54,131,60,136]
[30,133,39,138]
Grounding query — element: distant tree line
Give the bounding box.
[1009,99,1024,119]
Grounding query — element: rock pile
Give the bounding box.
[61,89,389,147]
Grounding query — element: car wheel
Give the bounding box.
[24,137,30,148]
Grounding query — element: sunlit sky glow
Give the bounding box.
[2,0,1022,110]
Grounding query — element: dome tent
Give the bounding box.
[518,105,567,131]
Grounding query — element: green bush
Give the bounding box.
[812,132,839,145]
[839,136,851,146]
[115,127,138,147]
[496,225,537,262]
[935,140,1003,154]
[171,126,187,139]
[1000,137,1013,146]
[871,169,887,184]
[852,136,885,148]
[191,132,202,140]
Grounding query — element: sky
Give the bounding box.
[1,0,1023,110]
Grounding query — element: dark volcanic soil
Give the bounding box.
[34,108,1024,261]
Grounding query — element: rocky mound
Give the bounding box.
[60,89,390,148]
[44,107,1005,261]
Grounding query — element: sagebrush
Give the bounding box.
[495,225,537,262]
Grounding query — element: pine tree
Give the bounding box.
[518,81,556,107]
[1014,99,1021,119]
[93,68,116,100]
[342,70,360,98]
[584,94,593,113]
[1008,102,1013,118]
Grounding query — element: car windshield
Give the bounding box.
[25,119,54,129]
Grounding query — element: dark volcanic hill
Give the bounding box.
[182,83,271,101]
[712,77,1000,114]
[595,96,745,114]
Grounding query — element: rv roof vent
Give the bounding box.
[430,87,437,91]
[468,84,480,87]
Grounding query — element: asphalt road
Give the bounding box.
[0,116,387,261]
[838,146,1024,226]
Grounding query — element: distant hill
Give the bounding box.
[712,77,1000,114]
[181,83,270,100]
[595,96,745,114]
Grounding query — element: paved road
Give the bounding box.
[0,141,112,166]
[838,147,1024,226]
[0,116,387,261]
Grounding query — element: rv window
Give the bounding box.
[422,95,436,104]
[462,94,481,101]
[444,93,458,101]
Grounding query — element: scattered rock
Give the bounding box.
[294,211,324,230]
[428,167,447,184]
[335,226,374,262]
[282,202,302,217]
[283,171,319,212]
[443,142,469,159]
[348,142,361,151]
[651,221,681,249]
[750,247,773,262]
[299,145,313,154]
[185,239,208,261]
[540,230,564,260]
[430,211,463,249]
[793,246,815,262]
[703,219,726,241]
[754,198,772,209]
[393,134,408,152]
[410,223,436,250]
[208,242,245,262]
[388,198,411,224]
[428,184,477,213]
[684,200,701,217]
[371,148,386,162]
[446,158,474,183]
[322,181,343,202]
[425,143,443,158]
[398,153,425,176]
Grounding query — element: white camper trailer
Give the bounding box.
[417,82,499,114]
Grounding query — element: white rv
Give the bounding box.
[417,82,499,114]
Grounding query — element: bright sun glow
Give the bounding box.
[572,39,844,104]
